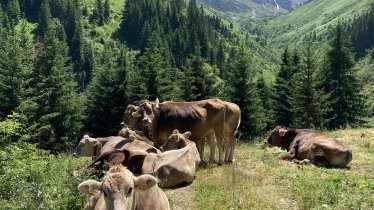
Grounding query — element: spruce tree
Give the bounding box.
[104,0,110,22]
[28,19,85,151]
[292,44,331,128]
[226,46,266,139]
[320,23,364,128]
[36,0,51,37]
[6,0,20,24]
[85,42,130,136]
[273,47,295,127]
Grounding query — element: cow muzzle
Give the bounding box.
[142,118,152,126]
[120,122,126,128]
[73,152,79,157]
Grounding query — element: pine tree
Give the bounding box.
[273,47,295,127]
[36,0,51,36]
[103,0,110,22]
[320,23,364,128]
[28,19,85,151]
[85,42,130,136]
[292,44,331,128]
[140,21,181,101]
[0,20,34,119]
[182,46,216,101]
[257,75,274,129]
[226,46,266,138]
[6,0,20,25]
[92,0,104,25]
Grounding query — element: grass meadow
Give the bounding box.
[166,128,374,210]
[0,128,373,209]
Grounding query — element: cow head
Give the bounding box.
[73,135,100,158]
[162,129,191,151]
[78,165,158,210]
[133,99,159,127]
[118,127,136,140]
[267,126,297,149]
[121,105,141,129]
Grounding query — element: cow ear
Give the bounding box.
[183,131,191,139]
[134,174,158,190]
[279,128,287,137]
[78,180,102,195]
[132,111,141,117]
[154,98,159,109]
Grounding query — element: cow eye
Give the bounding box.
[127,187,132,195]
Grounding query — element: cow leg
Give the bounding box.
[206,133,216,164]
[214,130,224,165]
[228,133,236,163]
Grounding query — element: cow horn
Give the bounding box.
[154,98,159,109]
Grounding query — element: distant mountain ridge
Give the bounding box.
[199,0,310,18]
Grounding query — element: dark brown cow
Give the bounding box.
[132,99,226,164]
[267,126,352,168]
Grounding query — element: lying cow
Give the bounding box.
[90,141,201,187]
[74,135,160,160]
[131,98,226,164]
[73,135,124,160]
[267,126,352,168]
[161,129,192,151]
[118,127,154,146]
[78,165,170,210]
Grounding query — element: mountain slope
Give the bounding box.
[262,0,372,47]
[199,0,310,19]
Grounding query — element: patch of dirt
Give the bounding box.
[165,184,195,210]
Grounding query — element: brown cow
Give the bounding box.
[118,127,155,146]
[223,102,241,163]
[131,98,226,164]
[267,126,352,168]
[78,165,170,210]
[161,129,191,151]
[74,135,160,165]
[89,141,201,188]
[73,135,124,159]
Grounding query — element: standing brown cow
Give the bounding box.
[223,102,241,163]
[131,98,226,164]
[267,126,352,168]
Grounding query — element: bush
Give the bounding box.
[0,142,90,209]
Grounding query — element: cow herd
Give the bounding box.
[73,98,353,210]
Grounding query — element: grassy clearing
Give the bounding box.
[166,128,374,210]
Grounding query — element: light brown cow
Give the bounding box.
[118,127,155,146]
[161,129,191,151]
[131,99,226,164]
[223,102,241,163]
[267,126,352,168]
[73,135,124,159]
[90,141,201,188]
[73,135,161,169]
[78,165,170,210]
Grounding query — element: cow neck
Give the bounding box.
[148,107,160,145]
[93,142,102,159]
[282,129,298,150]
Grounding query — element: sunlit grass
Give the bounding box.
[186,128,374,210]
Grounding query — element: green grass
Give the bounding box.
[169,128,374,210]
